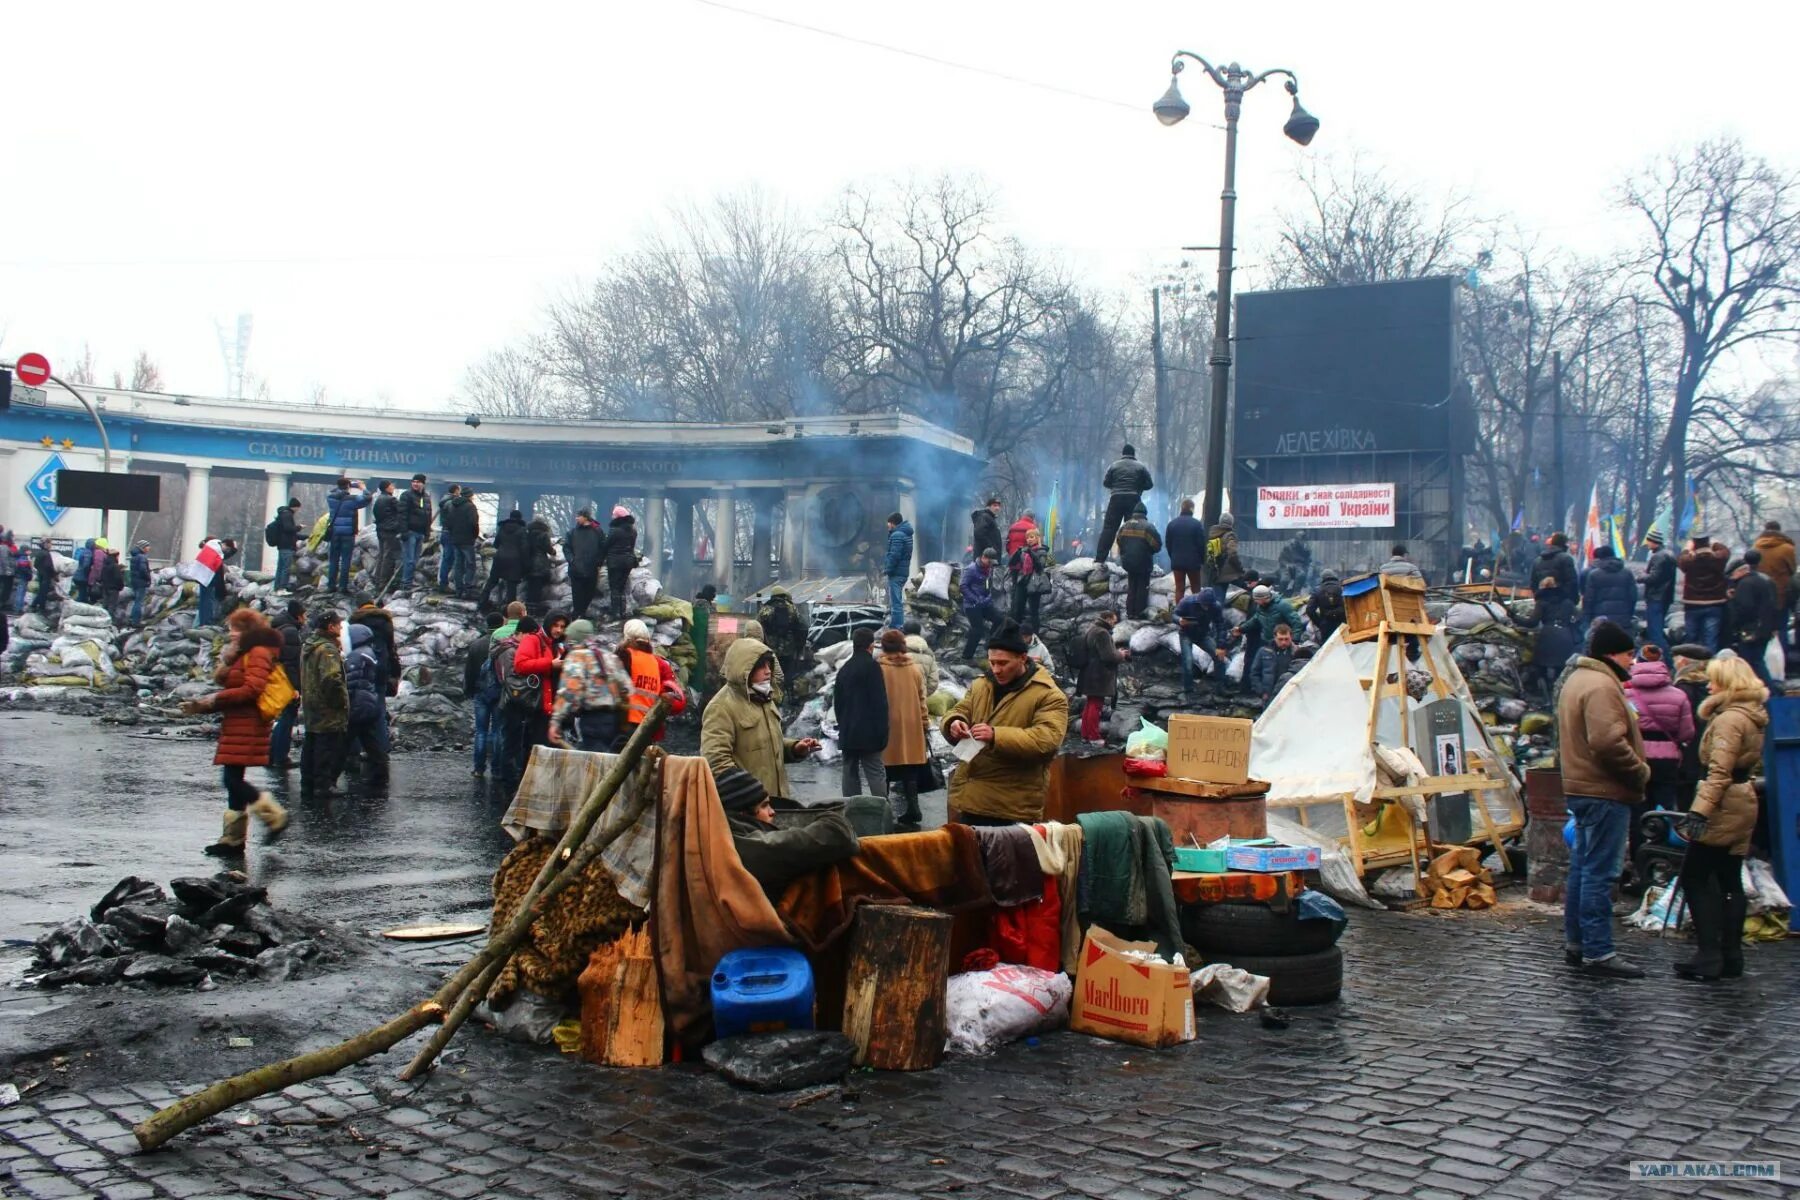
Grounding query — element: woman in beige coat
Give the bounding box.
[879,629,931,830]
[1677,654,1768,981]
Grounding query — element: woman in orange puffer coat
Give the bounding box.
[182,607,291,855]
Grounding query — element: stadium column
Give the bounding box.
[780,485,806,580]
[183,465,212,548]
[713,487,736,592]
[645,489,666,583]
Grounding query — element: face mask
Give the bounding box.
[751,680,774,699]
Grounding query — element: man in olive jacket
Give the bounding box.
[942,619,1069,824]
[701,638,820,799]
[1556,621,1651,978]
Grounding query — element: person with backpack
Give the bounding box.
[268,598,306,771]
[1115,501,1163,619]
[343,623,392,792]
[371,481,404,591]
[499,611,568,788]
[126,540,153,625]
[179,607,289,855]
[73,539,95,603]
[1203,513,1245,591]
[549,618,634,752]
[350,601,403,699]
[490,615,537,789]
[85,538,110,605]
[98,548,125,622]
[465,610,505,776]
[1307,571,1346,643]
[324,477,370,593]
[300,609,350,800]
[266,498,302,593]
[1008,526,1053,629]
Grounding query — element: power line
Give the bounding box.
[688,0,1225,128]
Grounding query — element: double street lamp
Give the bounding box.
[1153,53,1318,531]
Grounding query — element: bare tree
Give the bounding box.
[130,351,163,392]
[461,344,568,419]
[1621,138,1800,534]
[830,175,1072,449]
[67,343,97,386]
[1266,154,1479,288]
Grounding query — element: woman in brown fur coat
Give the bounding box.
[182,607,290,855]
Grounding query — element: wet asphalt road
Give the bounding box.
[0,709,935,944]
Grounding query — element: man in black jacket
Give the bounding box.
[970,498,1003,562]
[1115,501,1163,619]
[564,509,605,620]
[1307,572,1346,643]
[1642,531,1676,657]
[1095,444,1153,564]
[442,487,481,596]
[371,481,403,592]
[832,627,890,798]
[1532,532,1580,627]
[464,610,504,777]
[398,473,433,588]
[1163,498,1206,603]
[270,498,301,593]
[1725,550,1781,684]
[485,509,528,609]
[1579,546,1638,636]
[269,598,306,771]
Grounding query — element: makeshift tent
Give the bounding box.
[1250,621,1524,878]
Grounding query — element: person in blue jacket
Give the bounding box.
[325,477,370,594]
[883,512,914,630]
[1580,546,1638,636]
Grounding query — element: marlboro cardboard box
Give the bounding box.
[1068,927,1196,1049]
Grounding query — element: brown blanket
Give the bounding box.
[776,825,997,953]
[651,755,794,1045]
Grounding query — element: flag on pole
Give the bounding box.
[1581,485,1603,565]
[1045,480,1060,551]
[1610,512,1628,560]
[1510,508,1524,533]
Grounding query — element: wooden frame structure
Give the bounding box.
[1268,578,1525,887]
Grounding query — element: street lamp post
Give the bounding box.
[1154,54,1318,531]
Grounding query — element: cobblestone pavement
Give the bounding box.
[4,903,1796,1200]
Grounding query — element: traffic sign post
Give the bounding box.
[15,352,51,388]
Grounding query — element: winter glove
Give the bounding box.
[1679,812,1709,842]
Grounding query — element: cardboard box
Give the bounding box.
[1224,844,1323,873]
[1165,715,1253,785]
[1068,927,1195,1048]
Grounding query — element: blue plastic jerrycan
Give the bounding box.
[710,948,815,1039]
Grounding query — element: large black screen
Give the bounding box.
[54,470,162,512]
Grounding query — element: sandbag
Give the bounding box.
[1128,626,1163,655]
[943,966,1070,1055]
[918,562,953,602]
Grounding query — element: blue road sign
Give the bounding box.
[27,452,68,525]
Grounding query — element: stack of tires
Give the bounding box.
[1181,898,1346,1005]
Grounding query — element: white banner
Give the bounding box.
[1257,483,1396,529]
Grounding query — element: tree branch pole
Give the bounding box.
[133,701,670,1151]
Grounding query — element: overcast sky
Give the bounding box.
[2,1,1793,412]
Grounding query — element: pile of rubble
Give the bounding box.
[30,872,354,990]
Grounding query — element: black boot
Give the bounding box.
[1720,883,1748,978]
[1674,875,1724,981]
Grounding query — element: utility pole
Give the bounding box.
[1551,350,1566,534]
[1152,287,1169,518]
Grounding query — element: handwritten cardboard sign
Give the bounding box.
[1166,715,1253,785]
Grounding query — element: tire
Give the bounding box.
[1181,901,1343,957]
[1202,946,1344,1006]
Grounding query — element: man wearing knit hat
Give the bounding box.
[942,618,1069,824]
[1642,530,1677,658]
[548,618,633,751]
[1556,621,1652,978]
[712,767,858,899]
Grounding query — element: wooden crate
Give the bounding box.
[1343,572,1430,638]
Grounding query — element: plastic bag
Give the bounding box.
[919,562,953,601]
[1123,757,1168,778]
[1767,639,1785,688]
[1189,963,1270,1012]
[474,990,568,1044]
[1225,647,1246,683]
[1128,625,1163,655]
[944,966,1071,1055]
[1124,718,1168,759]
[1624,882,1687,932]
[1744,857,1791,914]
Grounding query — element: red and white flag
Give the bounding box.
[178,538,225,587]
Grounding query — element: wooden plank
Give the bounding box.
[1373,775,1506,798]
[1132,775,1271,800]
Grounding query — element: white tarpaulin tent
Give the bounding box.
[1249,624,1522,843]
